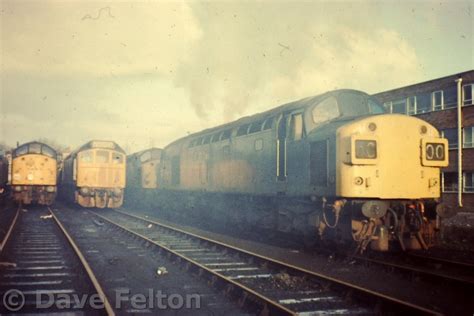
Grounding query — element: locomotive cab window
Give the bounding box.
[368,100,385,114]
[312,97,340,126]
[29,143,42,154]
[42,146,56,158]
[14,145,28,157]
[79,151,93,163]
[96,150,110,163]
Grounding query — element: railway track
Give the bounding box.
[0,205,113,314]
[351,250,474,290]
[90,208,440,315]
[51,205,251,315]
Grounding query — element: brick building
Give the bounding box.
[373,70,474,212]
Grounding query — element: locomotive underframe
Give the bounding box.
[11,185,56,206]
[75,187,124,208]
[126,188,440,252]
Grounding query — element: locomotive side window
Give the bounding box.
[312,97,340,126]
[203,135,212,144]
[289,113,304,141]
[249,121,264,134]
[262,117,273,130]
[211,133,221,143]
[79,151,93,163]
[96,150,110,163]
[220,129,232,140]
[236,124,250,136]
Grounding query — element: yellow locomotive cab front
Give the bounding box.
[11,142,58,205]
[336,114,448,199]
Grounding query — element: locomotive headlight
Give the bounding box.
[80,187,90,195]
[14,186,22,192]
[46,186,56,192]
[355,140,377,159]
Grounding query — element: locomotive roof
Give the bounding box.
[67,140,126,158]
[165,89,369,149]
[13,141,57,157]
[127,147,162,159]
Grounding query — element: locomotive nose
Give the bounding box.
[336,114,448,199]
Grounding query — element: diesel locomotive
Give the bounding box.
[126,147,162,189]
[129,89,449,252]
[10,142,58,205]
[60,140,126,208]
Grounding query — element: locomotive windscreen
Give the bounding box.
[337,92,385,117]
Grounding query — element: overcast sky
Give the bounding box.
[1,0,473,153]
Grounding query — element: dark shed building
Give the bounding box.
[373,70,474,212]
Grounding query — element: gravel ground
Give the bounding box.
[121,206,473,315]
[440,212,474,252]
[53,206,251,316]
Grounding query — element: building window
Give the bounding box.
[442,172,458,192]
[392,99,407,114]
[464,126,474,148]
[441,128,458,149]
[443,86,457,109]
[432,90,443,110]
[463,84,473,106]
[464,172,474,192]
[416,93,431,114]
[407,96,416,115]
